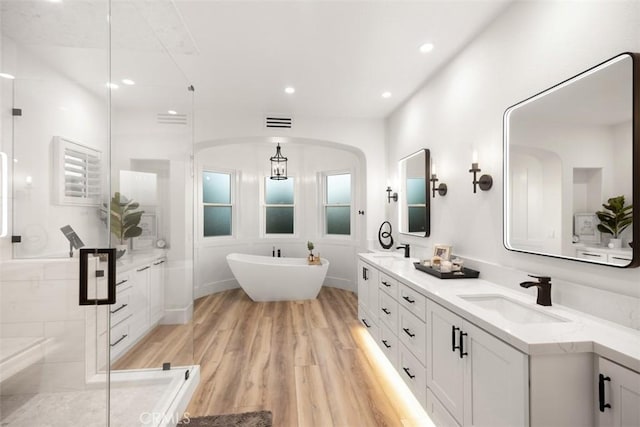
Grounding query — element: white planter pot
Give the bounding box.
[608,238,622,249]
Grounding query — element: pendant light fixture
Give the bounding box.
[270,143,288,180]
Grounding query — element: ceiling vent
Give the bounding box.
[157,113,188,125]
[265,116,292,129]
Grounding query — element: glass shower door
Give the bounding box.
[0,0,112,425]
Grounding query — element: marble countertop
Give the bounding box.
[359,252,640,372]
[116,249,166,271]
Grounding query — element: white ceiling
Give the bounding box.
[1,0,512,119]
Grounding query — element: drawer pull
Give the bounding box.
[598,374,611,412]
[111,334,128,347]
[110,303,128,314]
[116,279,128,287]
[459,331,468,358]
[137,266,150,272]
[402,295,416,304]
[381,307,391,315]
[611,257,630,261]
[381,340,391,349]
[403,327,416,338]
[402,367,416,379]
[581,252,601,257]
[153,260,165,265]
[362,318,371,328]
[381,280,391,287]
[362,267,369,281]
[452,326,460,352]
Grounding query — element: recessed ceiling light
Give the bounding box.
[168,110,177,115]
[106,82,119,89]
[0,73,15,80]
[121,79,135,85]
[381,91,392,99]
[419,42,434,53]
[284,87,295,94]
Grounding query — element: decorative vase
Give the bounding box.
[308,253,314,262]
[115,244,128,259]
[609,238,622,249]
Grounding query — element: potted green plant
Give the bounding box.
[307,241,315,262]
[596,195,633,248]
[110,192,144,257]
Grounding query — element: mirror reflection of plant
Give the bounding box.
[596,195,633,239]
[110,192,144,245]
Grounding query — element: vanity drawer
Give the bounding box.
[115,271,132,292]
[378,323,398,369]
[379,291,399,331]
[379,272,398,299]
[399,283,427,321]
[576,250,606,262]
[110,322,130,354]
[399,305,427,362]
[109,291,131,327]
[399,343,426,406]
[608,254,632,266]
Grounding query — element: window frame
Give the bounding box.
[321,170,353,239]
[201,167,236,239]
[262,176,297,237]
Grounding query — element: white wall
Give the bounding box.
[0,36,109,259]
[386,1,640,328]
[194,112,387,247]
[194,141,365,297]
[112,109,194,322]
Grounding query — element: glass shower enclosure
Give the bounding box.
[0,1,197,425]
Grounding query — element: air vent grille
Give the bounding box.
[265,116,292,129]
[157,113,188,125]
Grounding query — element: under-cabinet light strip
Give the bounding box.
[0,152,7,237]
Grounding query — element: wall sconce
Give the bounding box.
[386,186,398,203]
[429,164,447,198]
[469,150,492,193]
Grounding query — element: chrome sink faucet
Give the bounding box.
[396,244,410,258]
[520,275,552,306]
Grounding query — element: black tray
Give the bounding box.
[413,262,480,279]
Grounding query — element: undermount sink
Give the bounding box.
[458,294,569,324]
[371,253,404,259]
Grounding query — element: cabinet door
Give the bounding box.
[130,264,150,340]
[462,321,528,427]
[427,301,465,425]
[357,260,379,313]
[598,357,640,427]
[148,258,165,324]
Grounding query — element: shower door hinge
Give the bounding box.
[11,235,21,243]
[12,108,22,116]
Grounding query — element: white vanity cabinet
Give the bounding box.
[92,254,166,372]
[426,301,529,427]
[597,357,640,426]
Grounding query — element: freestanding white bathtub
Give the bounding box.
[226,253,330,302]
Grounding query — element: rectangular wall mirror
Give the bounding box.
[504,52,639,267]
[399,149,430,237]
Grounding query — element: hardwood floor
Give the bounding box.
[114,287,431,426]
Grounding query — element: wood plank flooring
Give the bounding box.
[114,287,430,426]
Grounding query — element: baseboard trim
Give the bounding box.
[160,303,194,325]
[323,276,355,292]
[195,279,239,299]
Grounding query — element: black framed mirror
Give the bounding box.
[399,149,430,237]
[504,52,639,267]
